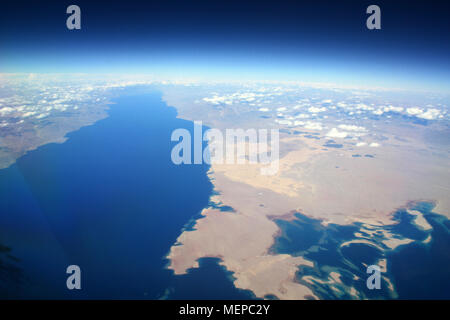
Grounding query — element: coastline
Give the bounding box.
[162,84,450,299]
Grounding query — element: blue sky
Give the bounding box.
[1,0,449,92]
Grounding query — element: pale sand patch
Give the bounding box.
[232,254,317,299]
[381,237,414,250]
[349,287,358,298]
[407,210,433,231]
[168,206,316,299]
[340,239,384,252]
[278,142,450,225]
[354,225,417,250]
[302,271,361,299]
[383,276,397,296]
[329,272,342,284]
[210,137,321,198]
[378,258,387,273]
[210,133,450,226]
[423,234,432,244]
[212,163,303,198]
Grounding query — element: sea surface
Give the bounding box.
[0,87,253,299]
[271,202,450,299]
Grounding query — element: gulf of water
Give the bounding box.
[0,88,254,299]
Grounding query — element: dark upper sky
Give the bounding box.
[1,0,449,91]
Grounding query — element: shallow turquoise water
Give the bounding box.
[271,202,450,299]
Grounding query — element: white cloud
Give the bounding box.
[276,119,293,126]
[308,106,327,113]
[203,96,227,105]
[404,107,441,120]
[304,121,323,130]
[338,124,367,132]
[21,111,36,117]
[35,113,49,119]
[203,91,270,106]
[369,142,380,147]
[406,107,423,116]
[417,108,441,120]
[0,107,15,115]
[326,128,348,138]
[384,105,403,113]
[372,109,384,115]
[294,121,323,130]
[356,142,367,147]
[258,107,269,112]
[356,103,374,111]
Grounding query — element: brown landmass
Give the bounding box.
[163,88,450,300]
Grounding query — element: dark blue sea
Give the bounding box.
[0,88,254,299]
